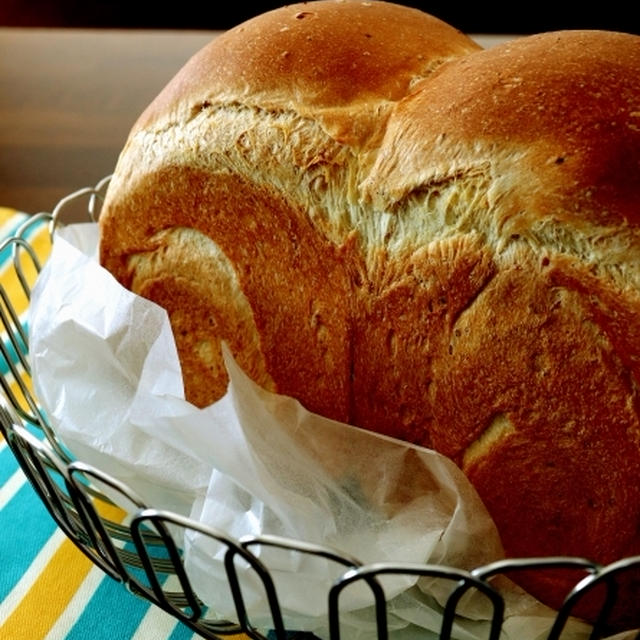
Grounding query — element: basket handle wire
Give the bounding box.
[0,213,72,460]
[0,229,41,413]
[65,460,151,583]
[131,508,285,639]
[130,508,206,621]
[0,412,136,582]
[11,213,51,301]
[548,558,640,640]
[0,410,80,537]
[471,556,640,640]
[327,562,504,640]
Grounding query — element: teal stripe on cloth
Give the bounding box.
[0,327,28,378]
[0,213,45,269]
[0,444,19,486]
[168,622,199,640]
[0,482,58,602]
[65,575,162,640]
[0,216,29,263]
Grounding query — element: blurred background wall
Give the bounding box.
[1,0,639,34]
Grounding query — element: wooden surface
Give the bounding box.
[0,28,218,214]
[0,28,510,216]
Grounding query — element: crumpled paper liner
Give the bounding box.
[28,223,599,639]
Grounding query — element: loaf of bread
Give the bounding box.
[98,0,640,628]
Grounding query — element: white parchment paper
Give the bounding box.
[28,223,600,639]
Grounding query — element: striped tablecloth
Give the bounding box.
[0,207,229,640]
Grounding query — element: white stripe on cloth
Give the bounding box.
[0,527,66,625]
[43,564,106,640]
[0,215,27,247]
[129,574,195,640]
[0,467,27,511]
[130,603,181,640]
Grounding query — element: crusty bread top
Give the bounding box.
[133,0,480,148]
[367,29,640,227]
[361,30,640,296]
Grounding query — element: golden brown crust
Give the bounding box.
[365,30,640,227]
[99,0,481,418]
[98,5,640,628]
[134,0,480,146]
[101,166,355,421]
[360,29,640,625]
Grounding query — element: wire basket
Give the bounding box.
[1,178,639,640]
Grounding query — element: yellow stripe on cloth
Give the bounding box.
[0,499,126,640]
[43,563,107,639]
[0,532,93,640]
[0,215,51,318]
[0,209,51,429]
[0,207,23,227]
[2,368,36,425]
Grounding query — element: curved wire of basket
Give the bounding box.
[1,179,639,640]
